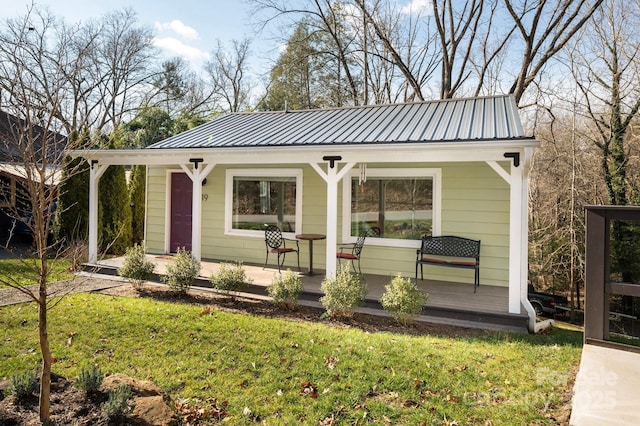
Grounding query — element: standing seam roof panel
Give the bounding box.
[344,104,400,143]
[147,95,529,149]
[375,102,423,142]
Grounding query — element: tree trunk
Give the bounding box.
[38,289,51,422]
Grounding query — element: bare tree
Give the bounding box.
[566,0,640,288]
[0,8,92,422]
[205,39,252,112]
[505,0,604,104]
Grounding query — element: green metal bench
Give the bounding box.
[415,235,481,292]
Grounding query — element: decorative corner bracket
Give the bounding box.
[322,155,342,169]
[189,158,204,170]
[503,152,520,167]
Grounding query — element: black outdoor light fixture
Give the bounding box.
[322,155,342,169]
[90,159,98,169]
[189,158,204,170]
[503,152,520,167]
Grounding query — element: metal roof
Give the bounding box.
[148,94,529,150]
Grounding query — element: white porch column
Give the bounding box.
[508,162,524,314]
[180,161,215,261]
[487,156,527,315]
[311,160,356,278]
[88,161,107,264]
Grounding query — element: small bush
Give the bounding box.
[101,384,132,420]
[161,247,200,293]
[118,244,155,289]
[7,369,38,399]
[75,365,103,394]
[320,263,367,317]
[210,262,252,299]
[268,269,302,309]
[380,274,429,326]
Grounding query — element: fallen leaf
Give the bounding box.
[325,356,339,370]
[300,381,318,398]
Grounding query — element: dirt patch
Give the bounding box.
[0,373,111,426]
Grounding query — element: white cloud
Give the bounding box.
[400,0,432,15]
[154,20,199,40]
[152,37,210,61]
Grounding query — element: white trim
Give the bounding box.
[143,165,149,249]
[224,168,303,238]
[341,168,441,249]
[68,140,539,167]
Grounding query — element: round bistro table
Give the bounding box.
[295,233,326,275]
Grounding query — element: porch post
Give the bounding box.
[88,161,107,264]
[488,156,529,315]
[310,160,356,278]
[508,157,525,314]
[180,162,215,261]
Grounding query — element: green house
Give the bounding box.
[71,94,540,330]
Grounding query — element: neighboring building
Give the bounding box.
[0,110,66,237]
[71,94,540,329]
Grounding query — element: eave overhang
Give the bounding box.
[67,137,539,167]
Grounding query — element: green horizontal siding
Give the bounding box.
[145,161,512,287]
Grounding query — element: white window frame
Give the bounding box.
[341,168,441,248]
[225,168,303,238]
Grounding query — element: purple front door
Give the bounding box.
[170,172,192,252]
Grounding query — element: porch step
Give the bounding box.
[81,263,529,333]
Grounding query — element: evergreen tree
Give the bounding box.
[54,157,90,242]
[54,129,92,242]
[258,22,319,111]
[98,132,132,254]
[129,164,146,244]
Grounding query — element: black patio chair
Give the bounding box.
[264,225,300,272]
[336,227,379,274]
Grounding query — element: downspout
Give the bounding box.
[521,148,551,333]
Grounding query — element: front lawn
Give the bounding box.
[0,258,73,288]
[0,292,582,424]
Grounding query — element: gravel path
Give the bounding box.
[0,274,126,306]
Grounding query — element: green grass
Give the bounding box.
[0,258,73,288]
[0,293,583,424]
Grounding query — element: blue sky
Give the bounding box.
[0,0,277,76]
[0,0,430,90]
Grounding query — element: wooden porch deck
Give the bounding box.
[88,255,529,333]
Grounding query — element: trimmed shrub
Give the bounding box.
[161,247,200,293]
[7,369,38,400]
[210,262,252,299]
[75,365,103,394]
[268,269,303,309]
[118,244,155,289]
[101,384,132,420]
[320,263,367,317]
[380,274,429,326]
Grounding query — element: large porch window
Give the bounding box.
[225,169,303,237]
[342,168,441,248]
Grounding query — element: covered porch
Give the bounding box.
[70,95,539,333]
[88,255,529,332]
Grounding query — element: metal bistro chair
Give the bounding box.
[336,227,380,274]
[264,225,300,272]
